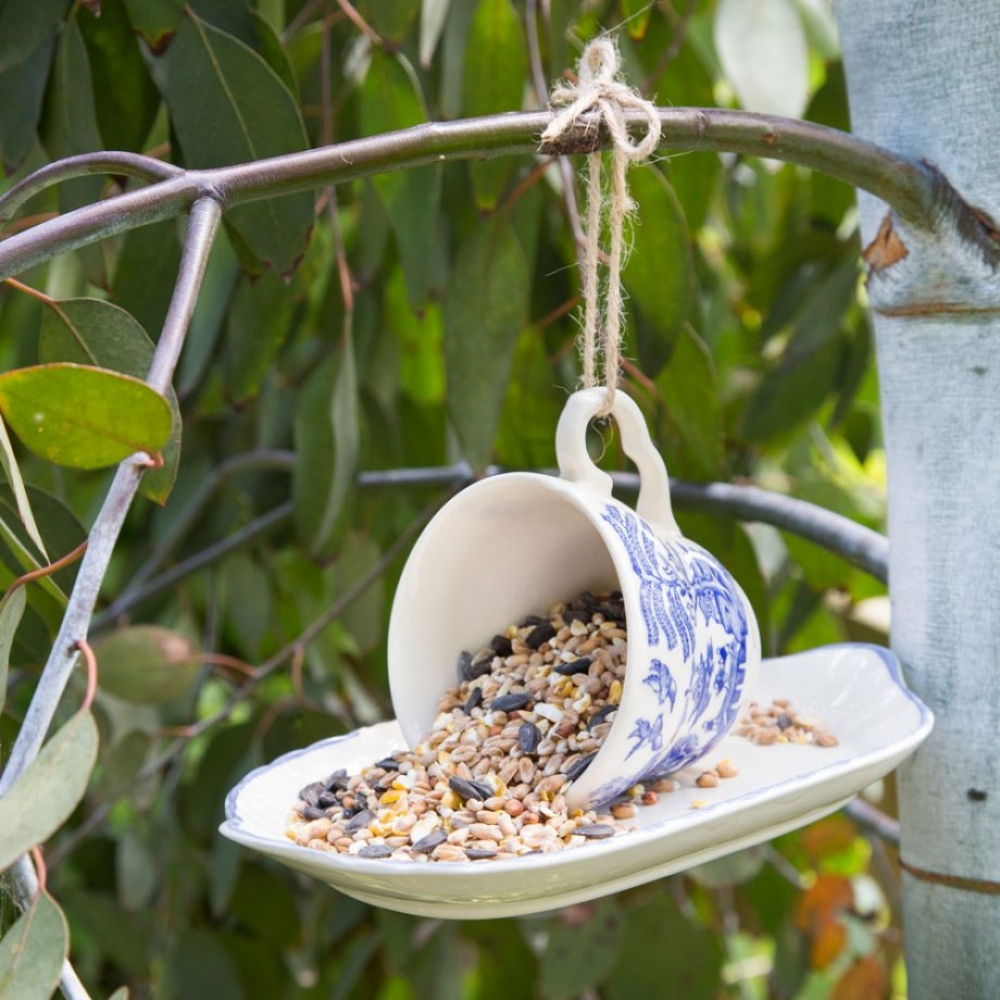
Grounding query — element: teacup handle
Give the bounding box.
[556,387,681,540]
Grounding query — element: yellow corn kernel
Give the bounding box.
[608,679,623,705]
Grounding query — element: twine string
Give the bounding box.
[541,38,661,415]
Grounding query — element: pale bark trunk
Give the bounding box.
[835,2,1000,996]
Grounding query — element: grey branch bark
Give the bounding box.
[1,108,992,282]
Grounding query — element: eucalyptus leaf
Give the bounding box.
[0,890,68,1000]
[0,710,99,874]
[625,166,694,374]
[419,0,451,67]
[94,625,201,704]
[123,0,183,51]
[443,214,528,470]
[0,36,55,172]
[163,11,313,275]
[0,0,68,73]
[462,0,526,207]
[715,0,809,118]
[0,414,47,559]
[0,364,173,470]
[540,899,625,1000]
[0,585,25,717]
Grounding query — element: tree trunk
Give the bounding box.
[835,2,1000,996]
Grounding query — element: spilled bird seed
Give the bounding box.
[287,590,688,862]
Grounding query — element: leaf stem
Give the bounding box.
[0,109,973,282]
[7,540,88,596]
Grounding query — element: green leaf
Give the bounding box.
[359,0,421,43]
[605,894,724,1000]
[79,0,161,152]
[0,37,55,172]
[0,890,68,1000]
[444,214,528,470]
[165,929,246,999]
[0,363,173,470]
[715,0,809,118]
[462,0,527,208]
[112,220,183,339]
[654,323,724,481]
[0,710,99,874]
[540,899,625,1000]
[123,0,183,52]
[93,625,201,704]
[625,167,694,374]
[360,50,440,306]
[419,0,451,67]
[621,0,652,39]
[292,336,359,556]
[385,267,445,406]
[251,9,298,98]
[0,415,47,559]
[108,988,130,1000]
[222,271,295,404]
[0,586,25,717]
[163,11,313,275]
[0,0,68,73]
[222,552,272,659]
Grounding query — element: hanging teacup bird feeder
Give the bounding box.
[220,39,932,919]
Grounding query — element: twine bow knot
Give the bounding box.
[542,38,661,416]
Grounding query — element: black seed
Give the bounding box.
[457,650,473,681]
[412,828,447,853]
[564,609,591,625]
[491,692,533,714]
[574,591,599,612]
[554,657,592,676]
[524,622,556,649]
[490,634,513,657]
[375,757,401,771]
[448,776,493,803]
[520,614,548,628]
[298,781,326,807]
[565,752,596,781]
[345,809,375,832]
[317,791,339,809]
[518,722,541,753]
[358,844,394,859]
[590,704,618,726]
[465,848,498,859]
[467,658,493,681]
[610,590,623,600]
[300,804,328,820]
[776,713,793,731]
[463,686,484,715]
[576,824,616,839]
[324,769,349,793]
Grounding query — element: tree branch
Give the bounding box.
[0,109,971,281]
[357,464,889,583]
[0,199,222,950]
[0,152,182,226]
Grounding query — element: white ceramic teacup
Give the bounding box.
[388,387,761,811]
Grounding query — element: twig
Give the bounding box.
[0,151,183,225]
[846,796,901,844]
[136,494,445,779]
[0,199,222,956]
[106,449,295,610]
[75,640,97,712]
[0,110,963,282]
[93,501,294,627]
[355,463,889,582]
[7,540,88,596]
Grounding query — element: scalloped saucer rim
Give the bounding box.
[220,643,932,919]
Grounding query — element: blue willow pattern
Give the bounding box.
[600,505,749,786]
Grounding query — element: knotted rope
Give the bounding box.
[542,38,661,415]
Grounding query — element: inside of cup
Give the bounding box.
[388,475,619,747]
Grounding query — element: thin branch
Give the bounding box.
[94,501,293,627]
[104,449,295,615]
[7,540,88,596]
[356,464,889,582]
[0,151,182,225]
[137,495,444,778]
[846,796,901,844]
[0,197,222,798]
[0,109,963,281]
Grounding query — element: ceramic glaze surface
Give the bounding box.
[221,644,933,920]
[586,505,752,804]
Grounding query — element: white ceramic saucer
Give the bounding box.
[221,644,932,920]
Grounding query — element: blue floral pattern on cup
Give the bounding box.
[600,505,750,796]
